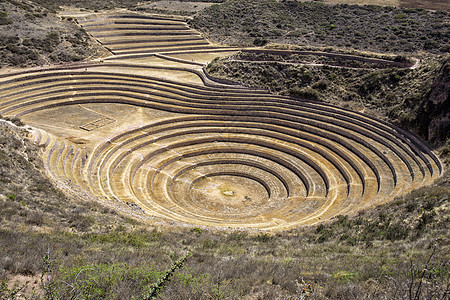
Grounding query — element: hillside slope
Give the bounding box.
[0,122,142,234]
[0,0,106,67]
[190,0,449,54]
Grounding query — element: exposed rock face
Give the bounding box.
[424,58,449,144]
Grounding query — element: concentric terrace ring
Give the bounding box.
[0,60,442,230]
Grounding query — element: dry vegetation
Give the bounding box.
[190,0,450,54]
[0,0,106,67]
[303,0,450,12]
[398,0,450,12]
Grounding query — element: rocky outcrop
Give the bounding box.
[425,58,450,143]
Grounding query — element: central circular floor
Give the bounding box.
[189,174,270,212]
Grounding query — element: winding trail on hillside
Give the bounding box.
[0,11,440,230]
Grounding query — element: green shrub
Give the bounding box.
[86,230,160,248]
[253,37,268,46]
[336,215,349,226]
[312,80,328,90]
[202,239,218,249]
[440,139,450,160]
[289,87,320,100]
[254,233,273,242]
[191,227,203,234]
[0,11,12,25]
[53,263,163,299]
[416,210,436,231]
[314,224,333,243]
[226,231,247,241]
[385,223,409,241]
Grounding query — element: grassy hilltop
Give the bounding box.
[0,0,449,299]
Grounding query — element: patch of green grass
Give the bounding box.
[332,270,358,283]
[191,227,203,235]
